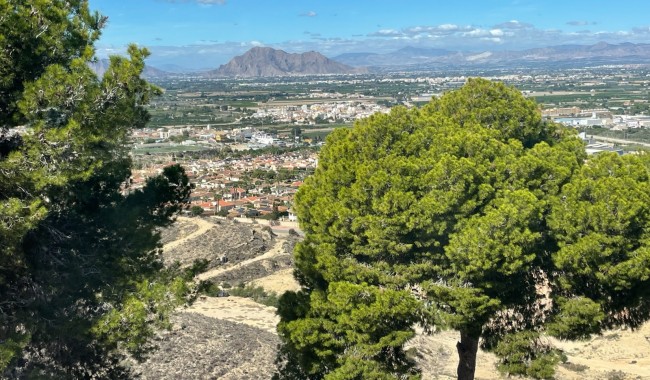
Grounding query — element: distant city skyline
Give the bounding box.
[90,0,650,70]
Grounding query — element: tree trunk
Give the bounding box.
[456,330,479,380]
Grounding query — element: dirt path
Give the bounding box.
[195,237,287,282]
[186,296,279,334]
[249,268,300,294]
[552,322,650,379]
[162,216,215,252]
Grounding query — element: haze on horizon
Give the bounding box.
[90,0,650,70]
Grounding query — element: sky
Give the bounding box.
[89,0,650,70]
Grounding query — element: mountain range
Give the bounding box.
[333,42,650,69]
[90,42,650,78]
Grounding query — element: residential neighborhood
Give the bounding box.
[250,100,390,124]
[131,148,317,220]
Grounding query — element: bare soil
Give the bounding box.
[130,312,278,380]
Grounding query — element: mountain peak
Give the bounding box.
[211,47,364,77]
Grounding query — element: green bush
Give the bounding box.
[227,285,279,307]
[494,331,564,379]
[190,205,205,216]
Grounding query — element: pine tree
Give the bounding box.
[276,79,650,379]
[0,1,192,376]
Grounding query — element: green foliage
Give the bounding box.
[190,205,205,216]
[92,277,189,359]
[277,77,650,379]
[225,284,280,307]
[0,0,103,127]
[276,283,421,379]
[494,331,564,379]
[548,152,650,328]
[546,297,605,340]
[0,330,30,374]
[422,77,555,148]
[0,1,193,376]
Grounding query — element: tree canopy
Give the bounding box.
[1,1,192,377]
[276,78,650,380]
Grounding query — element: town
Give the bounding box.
[124,65,650,219]
[3,64,638,221]
[132,146,317,219]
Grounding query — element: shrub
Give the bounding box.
[227,285,279,307]
[190,206,205,216]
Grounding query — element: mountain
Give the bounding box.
[209,47,364,77]
[143,65,171,78]
[334,42,650,69]
[90,42,650,78]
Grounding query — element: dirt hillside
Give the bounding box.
[133,217,650,380]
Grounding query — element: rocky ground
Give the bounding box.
[130,312,278,380]
[162,218,280,272]
[159,219,199,246]
[131,217,296,379]
[133,216,650,380]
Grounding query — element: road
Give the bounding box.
[588,134,650,148]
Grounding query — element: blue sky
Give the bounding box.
[89,0,650,70]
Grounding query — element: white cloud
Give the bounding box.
[370,29,402,37]
[464,28,488,37]
[632,26,650,34]
[490,29,504,37]
[481,37,503,43]
[438,24,459,31]
[300,11,317,17]
[495,20,532,29]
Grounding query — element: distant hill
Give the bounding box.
[155,63,212,74]
[209,47,365,77]
[334,46,453,67]
[88,59,171,79]
[507,41,650,62]
[334,42,650,69]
